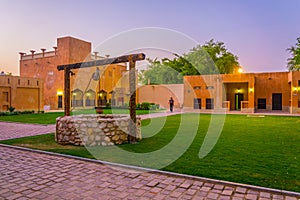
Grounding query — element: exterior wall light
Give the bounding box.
[57,91,63,95]
[237,89,241,93]
[249,88,254,92]
[238,68,243,73]
[293,87,298,92]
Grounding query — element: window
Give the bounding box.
[193,86,201,90]
[3,92,8,101]
[257,98,266,109]
[298,80,300,86]
[2,105,8,111]
[18,79,20,85]
[37,81,39,86]
[28,80,30,85]
[85,96,95,107]
[7,78,10,84]
[193,98,201,109]
[206,98,214,109]
[206,86,214,90]
[58,95,63,108]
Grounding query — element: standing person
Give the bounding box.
[169,97,174,112]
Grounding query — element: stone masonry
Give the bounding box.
[55,114,141,146]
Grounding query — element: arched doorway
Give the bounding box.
[85,89,96,107]
[71,89,83,107]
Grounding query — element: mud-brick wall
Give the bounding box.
[55,114,141,146]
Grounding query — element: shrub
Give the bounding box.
[150,104,157,110]
[136,103,141,110]
[19,110,35,114]
[140,102,151,110]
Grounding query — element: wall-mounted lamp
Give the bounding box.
[249,88,254,92]
[57,91,63,96]
[237,89,241,93]
[293,87,298,92]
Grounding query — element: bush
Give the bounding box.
[0,112,6,116]
[136,102,159,110]
[19,110,35,114]
[0,110,37,116]
[136,103,141,110]
[150,104,157,110]
[0,112,18,116]
[140,102,151,110]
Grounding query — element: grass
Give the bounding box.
[0,114,299,192]
[0,108,164,124]
[0,112,63,124]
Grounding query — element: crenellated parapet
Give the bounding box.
[19,47,58,60]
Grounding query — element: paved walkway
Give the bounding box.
[0,145,299,200]
[0,122,55,140]
[0,112,299,199]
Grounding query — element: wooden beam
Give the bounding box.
[57,53,145,71]
[57,53,145,118]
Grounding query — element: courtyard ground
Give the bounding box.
[0,111,299,199]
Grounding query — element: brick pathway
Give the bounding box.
[0,145,299,200]
[0,122,55,140]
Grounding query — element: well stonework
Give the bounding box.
[55,114,141,146]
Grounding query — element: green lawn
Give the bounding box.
[1,114,299,192]
[0,108,164,124]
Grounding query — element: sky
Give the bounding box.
[0,0,299,75]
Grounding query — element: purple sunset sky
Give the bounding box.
[0,0,299,75]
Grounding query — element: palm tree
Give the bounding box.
[287,37,300,71]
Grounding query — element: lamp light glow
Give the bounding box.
[294,87,298,92]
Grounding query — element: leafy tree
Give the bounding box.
[140,39,239,84]
[287,37,300,71]
[139,58,183,85]
[162,55,198,76]
[185,39,239,74]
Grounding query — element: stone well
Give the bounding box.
[55,114,141,146]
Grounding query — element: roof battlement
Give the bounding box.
[19,48,57,60]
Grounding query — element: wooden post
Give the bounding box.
[64,68,71,116]
[128,56,137,143]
